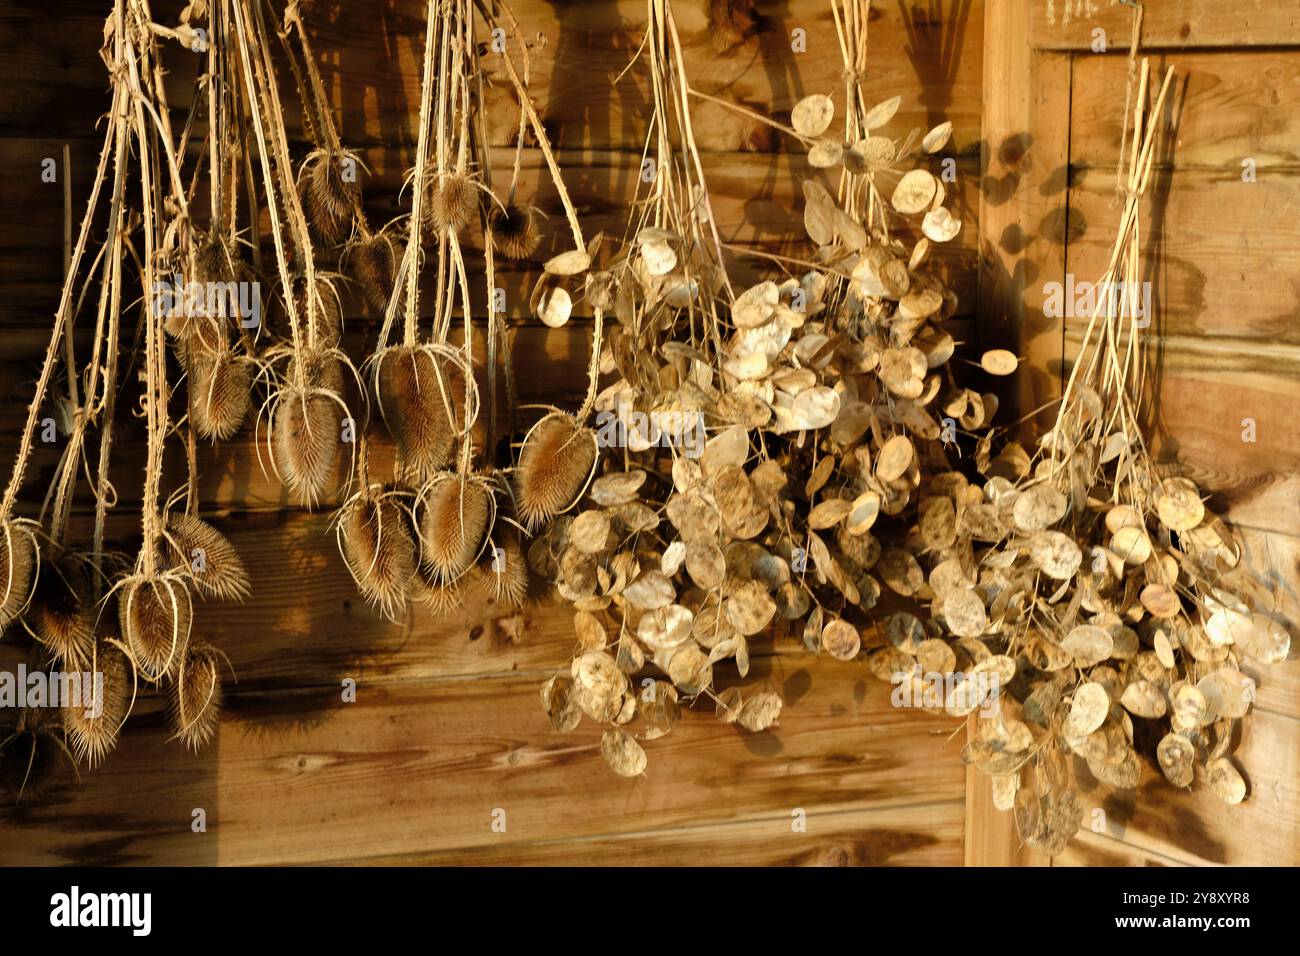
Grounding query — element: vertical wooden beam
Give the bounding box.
[977,0,1072,439]
[968,0,1071,867]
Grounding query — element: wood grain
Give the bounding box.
[0,661,967,865]
[1030,1,1300,51]
[1071,51,1300,169]
[346,801,965,865]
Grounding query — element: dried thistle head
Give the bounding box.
[27,552,95,668]
[164,514,250,602]
[0,519,39,630]
[343,230,398,312]
[374,345,466,483]
[62,640,131,768]
[286,274,345,349]
[428,173,479,236]
[168,641,225,751]
[489,201,541,260]
[116,573,193,683]
[514,412,598,530]
[188,344,253,441]
[0,707,77,803]
[336,485,416,621]
[417,474,495,583]
[263,347,348,506]
[473,524,528,610]
[299,148,363,248]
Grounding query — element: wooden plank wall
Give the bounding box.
[0,0,983,865]
[973,0,1300,867]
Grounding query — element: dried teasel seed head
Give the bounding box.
[168,641,224,751]
[411,563,467,615]
[0,708,75,803]
[429,173,478,236]
[271,350,345,505]
[0,521,38,630]
[489,202,541,260]
[375,346,462,482]
[472,526,528,610]
[189,345,252,441]
[418,475,494,581]
[300,150,361,248]
[117,575,193,682]
[345,231,397,312]
[27,553,95,668]
[164,514,250,602]
[284,275,345,348]
[514,413,598,530]
[338,489,416,621]
[62,641,131,767]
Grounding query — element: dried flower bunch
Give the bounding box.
[0,0,263,798]
[525,0,979,776]
[911,61,1286,854]
[334,0,587,619]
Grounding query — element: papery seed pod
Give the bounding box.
[165,514,250,602]
[418,474,494,581]
[27,553,95,667]
[514,412,598,530]
[0,520,38,630]
[168,641,224,751]
[489,202,541,260]
[337,488,416,621]
[375,346,462,481]
[62,640,130,767]
[117,574,192,682]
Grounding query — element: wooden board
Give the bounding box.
[0,1,985,156]
[976,0,1072,438]
[1066,166,1300,345]
[0,660,967,865]
[1071,51,1300,169]
[346,801,965,865]
[1030,1,1300,51]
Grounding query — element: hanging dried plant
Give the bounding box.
[168,641,227,751]
[514,412,598,530]
[164,513,251,602]
[62,640,133,768]
[489,200,542,260]
[25,552,96,668]
[116,574,193,683]
[0,707,78,803]
[335,474,418,622]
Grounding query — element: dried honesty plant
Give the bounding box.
[860,62,1285,856]
[527,0,981,777]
